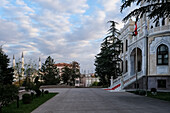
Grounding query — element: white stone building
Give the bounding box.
[108,12,170,91]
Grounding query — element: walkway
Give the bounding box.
[32,88,170,113]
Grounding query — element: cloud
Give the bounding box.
[34,0,89,14]
[0,0,136,72]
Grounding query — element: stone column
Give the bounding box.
[121,76,124,90]
[110,76,113,87]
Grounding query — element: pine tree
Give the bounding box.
[40,56,60,85]
[121,0,170,22]
[61,66,72,85]
[0,49,14,85]
[0,48,18,113]
[95,21,122,86]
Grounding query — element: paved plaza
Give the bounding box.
[32,88,170,113]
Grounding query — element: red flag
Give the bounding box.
[132,22,138,36]
[134,22,137,36]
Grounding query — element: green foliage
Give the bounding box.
[0,50,14,85]
[62,66,72,85]
[0,49,18,112]
[22,77,34,91]
[44,90,49,94]
[121,0,170,22]
[147,92,170,101]
[134,90,146,95]
[35,90,41,97]
[61,62,80,86]
[95,21,122,86]
[40,56,60,85]
[0,85,18,109]
[22,94,32,104]
[2,93,57,113]
[91,81,99,86]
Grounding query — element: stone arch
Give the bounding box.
[150,37,170,54]
[130,48,142,76]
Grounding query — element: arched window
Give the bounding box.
[157,44,169,65]
[162,18,165,26]
[155,21,160,27]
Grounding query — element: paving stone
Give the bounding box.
[32,88,170,113]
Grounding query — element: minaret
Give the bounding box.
[12,55,15,69]
[12,54,16,82]
[21,52,24,77]
[38,57,41,70]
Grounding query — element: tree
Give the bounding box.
[95,21,122,86]
[61,62,80,86]
[23,60,38,90]
[70,61,80,85]
[0,49,18,113]
[40,56,60,85]
[0,50,14,85]
[61,66,72,85]
[121,0,170,22]
[14,60,24,86]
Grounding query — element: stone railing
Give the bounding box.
[149,25,170,35]
[123,71,143,87]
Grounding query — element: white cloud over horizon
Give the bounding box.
[0,0,134,73]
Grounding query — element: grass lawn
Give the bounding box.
[128,91,170,102]
[147,92,170,101]
[2,93,57,113]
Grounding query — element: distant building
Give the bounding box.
[54,63,72,77]
[54,61,80,76]
[75,73,100,87]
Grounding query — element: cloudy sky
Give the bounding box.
[0,0,133,73]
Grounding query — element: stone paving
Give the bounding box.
[32,88,170,113]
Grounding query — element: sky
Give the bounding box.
[0,0,134,73]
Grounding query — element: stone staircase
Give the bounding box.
[104,71,144,92]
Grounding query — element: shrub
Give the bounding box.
[91,82,99,86]
[35,90,41,97]
[134,90,140,94]
[151,88,157,95]
[44,90,49,94]
[139,90,146,95]
[31,92,34,99]
[22,94,32,104]
[151,88,157,92]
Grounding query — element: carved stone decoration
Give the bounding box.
[150,36,170,54]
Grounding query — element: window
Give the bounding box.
[157,44,169,65]
[150,25,153,29]
[157,80,166,88]
[125,60,128,72]
[126,40,128,51]
[155,21,160,27]
[162,18,165,26]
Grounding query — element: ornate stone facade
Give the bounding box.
[119,17,170,90]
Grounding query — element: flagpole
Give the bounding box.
[144,13,148,96]
[135,31,138,89]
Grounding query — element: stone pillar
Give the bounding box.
[121,76,124,90]
[110,76,113,87]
